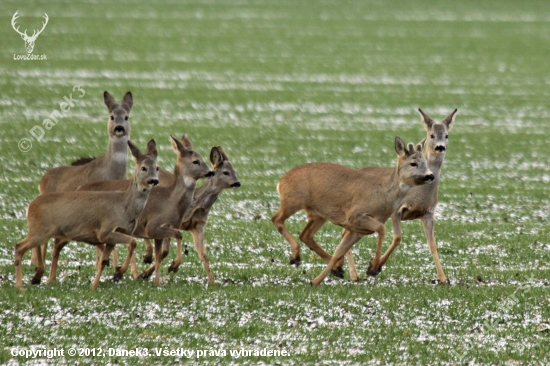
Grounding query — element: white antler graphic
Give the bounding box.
[11,11,49,54]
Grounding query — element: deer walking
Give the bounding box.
[36,91,133,266]
[78,135,213,286]
[139,146,241,283]
[341,109,457,283]
[15,140,159,290]
[272,137,434,285]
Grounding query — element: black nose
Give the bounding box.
[435,145,446,152]
[206,171,215,178]
[114,126,125,133]
[424,174,435,182]
[231,182,241,188]
[148,179,159,186]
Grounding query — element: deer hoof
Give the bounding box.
[31,276,41,285]
[184,248,189,256]
[432,279,451,285]
[140,270,153,280]
[289,257,301,266]
[330,266,344,279]
[143,255,153,264]
[366,259,382,277]
[168,261,179,273]
[112,272,123,283]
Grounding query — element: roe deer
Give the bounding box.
[343,108,457,283]
[15,140,159,290]
[36,91,133,266]
[78,135,214,286]
[39,91,133,193]
[272,137,434,285]
[140,146,241,283]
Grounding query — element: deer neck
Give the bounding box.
[105,137,129,179]
[391,166,415,209]
[424,149,445,181]
[193,179,221,213]
[123,178,151,232]
[171,165,198,214]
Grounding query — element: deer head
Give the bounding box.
[11,11,49,54]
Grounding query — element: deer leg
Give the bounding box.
[48,238,69,283]
[141,226,183,286]
[95,230,137,288]
[272,205,302,266]
[92,244,115,290]
[15,235,50,289]
[335,228,359,280]
[168,237,181,273]
[377,212,403,269]
[190,222,215,283]
[112,248,120,271]
[95,245,105,270]
[300,214,347,278]
[311,230,363,286]
[421,213,449,284]
[342,212,386,277]
[113,241,136,282]
[31,246,45,285]
[143,238,154,264]
[344,247,359,281]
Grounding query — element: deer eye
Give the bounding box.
[193,160,200,165]
[430,134,435,139]
[141,167,147,171]
[410,163,417,167]
[445,135,448,139]
[110,116,114,120]
[125,116,129,121]
[223,171,230,176]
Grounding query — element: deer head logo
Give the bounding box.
[11,11,49,54]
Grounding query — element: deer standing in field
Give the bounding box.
[15,140,159,290]
[272,137,435,285]
[139,146,241,283]
[36,91,133,266]
[78,135,214,286]
[341,109,457,283]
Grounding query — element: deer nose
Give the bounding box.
[231,182,241,188]
[114,126,125,134]
[206,171,215,178]
[435,145,446,152]
[423,174,435,182]
[148,179,159,186]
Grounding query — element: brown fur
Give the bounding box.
[78,135,214,286]
[140,146,241,283]
[272,137,435,286]
[15,140,159,290]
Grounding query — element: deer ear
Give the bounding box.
[395,137,406,157]
[146,139,157,159]
[170,135,185,156]
[121,91,133,113]
[181,134,194,149]
[416,138,427,152]
[210,146,223,166]
[418,108,435,131]
[407,143,415,156]
[218,146,229,161]
[127,140,142,162]
[104,91,117,112]
[442,108,457,131]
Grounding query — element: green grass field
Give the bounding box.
[1,0,550,364]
